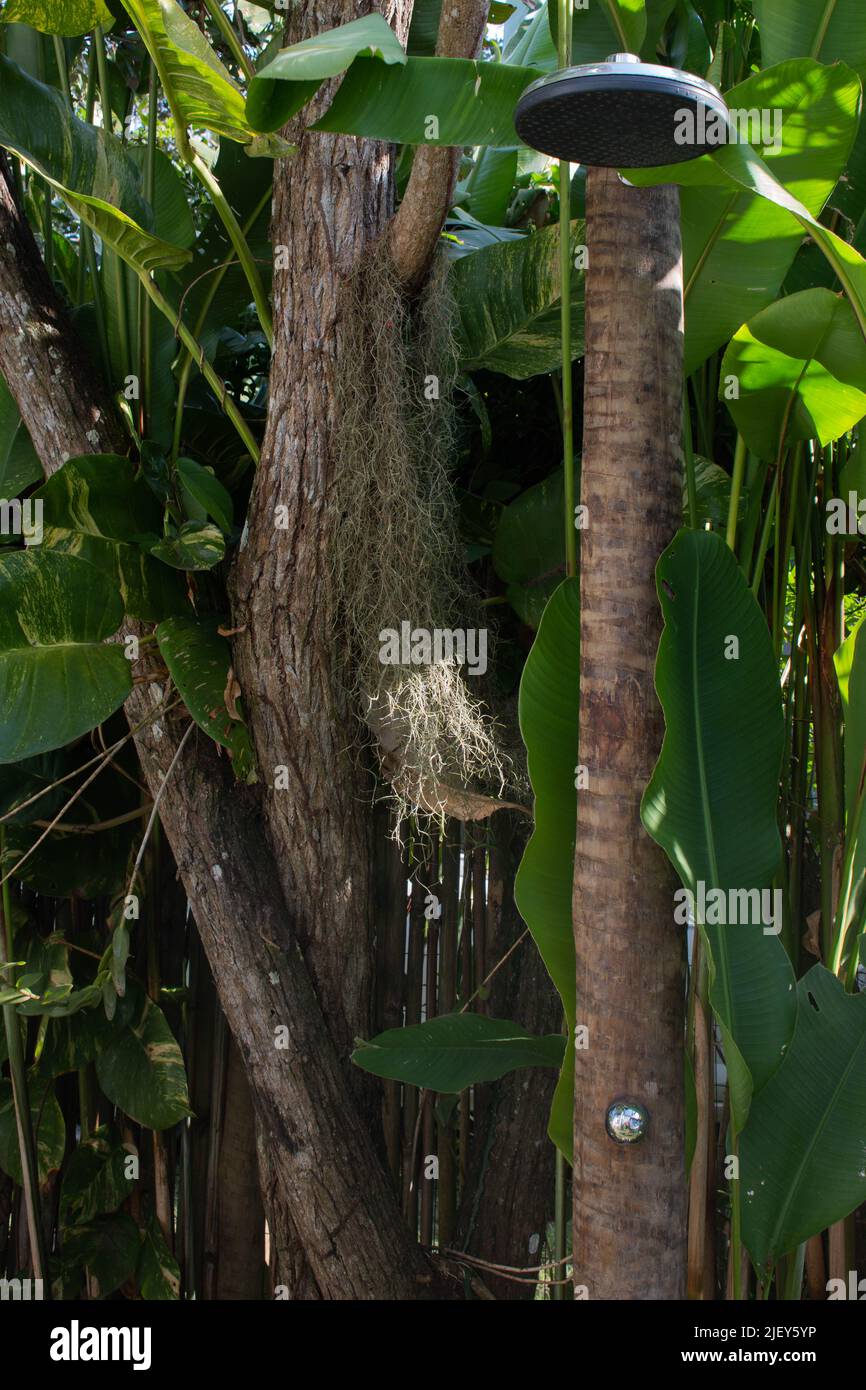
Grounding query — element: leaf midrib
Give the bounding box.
[764,1008,866,1260]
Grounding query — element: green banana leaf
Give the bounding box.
[753,0,866,77]
[247,12,406,132]
[352,1013,565,1092]
[741,965,866,1268]
[624,60,861,374]
[514,577,580,1160]
[312,55,540,148]
[641,529,796,1133]
[720,288,866,461]
[121,0,251,144]
[0,53,189,273]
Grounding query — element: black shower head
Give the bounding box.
[514,52,729,168]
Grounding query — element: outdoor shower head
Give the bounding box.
[514,51,729,168]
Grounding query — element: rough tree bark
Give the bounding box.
[572,168,687,1299]
[0,151,125,466]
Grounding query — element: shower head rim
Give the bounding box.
[516,60,727,113]
[514,60,730,167]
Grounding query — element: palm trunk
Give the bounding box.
[572,167,687,1299]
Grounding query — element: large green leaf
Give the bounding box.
[127,145,196,252]
[61,1213,141,1295]
[60,1124,134,1225]
[711,137,866,352]
[0,1076,65,1185]
[514,578,579,1160]
[451,221,585,378]
[492,467,569,626]
[352,1013,564,1091]
[753,0,866,77]
[121,0,251,143]
[504,0,557,70]
[720,289,866,461]
[149,521,225,571]
[641,529,796,1133]
[312,55,540,148]
[0,551,131,763]
[95,987,190,1131]
[137,1210,180,1299]
[176,456,233,535]
[549,0,647,58]
[155,614,255,780]
[33,456,188,623]
[624,60,861,373]
[0,54,189,273]
[0,374,41,498]
[741,965,866,1267]
[0,0,112,34]
[458,147,519,227]
[247,13,407,132]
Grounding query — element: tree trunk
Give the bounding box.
[0,153,124,467]
[572,167,687,1300]
[0,93,431,1297]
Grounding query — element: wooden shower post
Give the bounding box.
[572,166,687,1300]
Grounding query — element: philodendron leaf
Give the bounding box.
[0,1076,65,1185]
[137,1210,180,1299]
[149,521,225,571]
[312,55,540,148]
[514,577,579,1160]
[155,614,255,780]
[641,529,796,1134]
[0,0,112,35]
[95,986,190,1131]
[121,0,251,143]
[720,289,866,461]
[61,1213,141,1296]
[0,374,41,498]
[0,54,190,274]
[176,457,233,535]
[352,1012,565,1091]
[451,220,586,379]
[741,966,866,1268]
[60,1123,135,1226]
[247,13,407,133]
[33,455,188,623]
[0,551,132,763]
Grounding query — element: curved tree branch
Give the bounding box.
[389,0,491,289]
